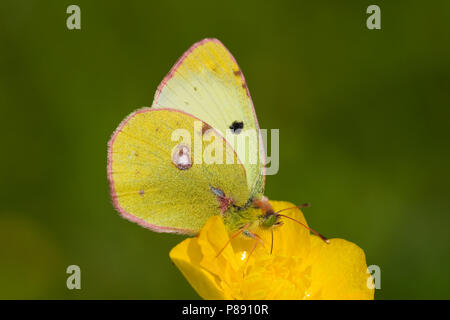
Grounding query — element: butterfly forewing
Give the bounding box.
[152,39,265,201]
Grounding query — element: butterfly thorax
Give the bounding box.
[223,196,280,232]
[223,206,261,232]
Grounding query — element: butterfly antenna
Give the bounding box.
[272,203,310,215]
[276,213,330,244]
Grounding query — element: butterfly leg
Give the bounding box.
[242,230,265,262]
[210,186,234,214]
[241,231,266,277]
[216,223,250,258]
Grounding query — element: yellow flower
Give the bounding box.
[170,200,374,300]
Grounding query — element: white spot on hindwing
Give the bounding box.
[172,144,192,170]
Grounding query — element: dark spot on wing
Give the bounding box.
[233,70,242,76]
[193,87,198,91]
[229,121,244,134]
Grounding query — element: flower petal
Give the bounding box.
[197,216,241,280]
[170,200,374,300]
[305,237,374,300]
[170,238,227,299]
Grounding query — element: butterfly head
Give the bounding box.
[257,202,330,244]
[259,211,283,229]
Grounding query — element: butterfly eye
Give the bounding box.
[172,144,192,170]
[229,121,244,134]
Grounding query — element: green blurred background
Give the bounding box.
[1,0,449,299]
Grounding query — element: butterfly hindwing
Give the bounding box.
[107,108,250,234]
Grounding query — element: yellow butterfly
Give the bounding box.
[107,39,327,245]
